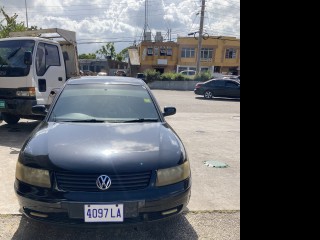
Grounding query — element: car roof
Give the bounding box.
[206,78,240,84]
[67,76,146,86]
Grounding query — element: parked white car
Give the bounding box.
[180,70,196,76]
[97,72,107,76]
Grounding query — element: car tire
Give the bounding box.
[204,91,213,99]
[2,113,20,125]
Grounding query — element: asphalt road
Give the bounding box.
[0,90,240,239]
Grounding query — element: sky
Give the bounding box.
[0,0,240,55]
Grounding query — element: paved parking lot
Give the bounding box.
[0,90,240,239]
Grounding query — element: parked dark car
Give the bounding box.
[14,76,191,225]
[194,79,240,99]
[136,73,146,81]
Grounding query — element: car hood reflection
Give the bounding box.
[22,122,184,173]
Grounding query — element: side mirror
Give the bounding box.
[32,105,48,116]
[24,51,32,66]
[63,51,69,61]
[163,107,176,117]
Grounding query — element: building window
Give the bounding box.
[181,48,195,58]
[201,48,213,61]
[225,48,237,59]
[167,47,173,56]
[154,47,159,56]
[178,67,188,72]
[160,47,166,56]
[147,47,153,56]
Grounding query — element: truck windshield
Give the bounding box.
[0,40,35,77]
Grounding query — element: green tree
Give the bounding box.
[96,43,116,60]
[0,8,26,38]
[0,8,38,38]
[116,47,129,62]
[116,53,124,62]
[79,53,97,59]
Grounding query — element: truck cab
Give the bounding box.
[0,28,79,124]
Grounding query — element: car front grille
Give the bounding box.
[55,171,152,192]
[0,88,16,99]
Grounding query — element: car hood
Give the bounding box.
[21,122,186,173]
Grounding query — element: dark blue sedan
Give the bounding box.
[194,79,240,99]
[14,76,191,225]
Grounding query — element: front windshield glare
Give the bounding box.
[49,84,160,123]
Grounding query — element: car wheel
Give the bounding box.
[204,91,213,99]
[2,113,20,125]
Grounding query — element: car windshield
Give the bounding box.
[0,40,35,77]
[49,84,160,123]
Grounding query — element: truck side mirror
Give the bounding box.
[24,51,32,66]
[63,51,69,61]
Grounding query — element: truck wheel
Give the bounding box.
[2,113,20,125]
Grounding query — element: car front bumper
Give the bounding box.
[14,178,191,226]
[194,89,204,95]
[0,98,37,115]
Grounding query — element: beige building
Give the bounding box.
[128,35,240,76]
[177,36,240,75]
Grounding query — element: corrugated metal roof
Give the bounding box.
[128,48,140,66]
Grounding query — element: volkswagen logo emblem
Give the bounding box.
[96,175,112,190]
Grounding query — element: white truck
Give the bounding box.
[0,28,80,124]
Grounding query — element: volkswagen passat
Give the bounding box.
[14,76,191,225]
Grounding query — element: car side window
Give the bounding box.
[36,44,46,76]
[213,80,224,87]
[226,81,239,88]
[207,81,215,86]
[45,44,60,67]
[36,43,61,76]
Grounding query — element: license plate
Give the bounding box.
[0,101,5,109]
[84,204,124,223]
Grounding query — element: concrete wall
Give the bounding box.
[148,81,198,91]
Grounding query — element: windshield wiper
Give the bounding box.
[60,119,106,123]
[0,47,22,68]
[7,47,22,60]
[122,118,159,123]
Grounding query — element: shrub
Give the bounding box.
[144,69,161,83]
[194,71,213,82]
[143,69,212,82]
[161,72,176,81]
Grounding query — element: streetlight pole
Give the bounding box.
[25,0,29,29]
[196,0,206,75]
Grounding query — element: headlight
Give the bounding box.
[16,87,36,97]
[15,162,51,188]
[156,161,191,187]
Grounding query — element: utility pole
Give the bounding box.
[25,0,29,29]
[144,0,148,41]
[196,0,206,75]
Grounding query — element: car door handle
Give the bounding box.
[58,77,63,81]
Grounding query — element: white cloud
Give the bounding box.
[1,0,240,54]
